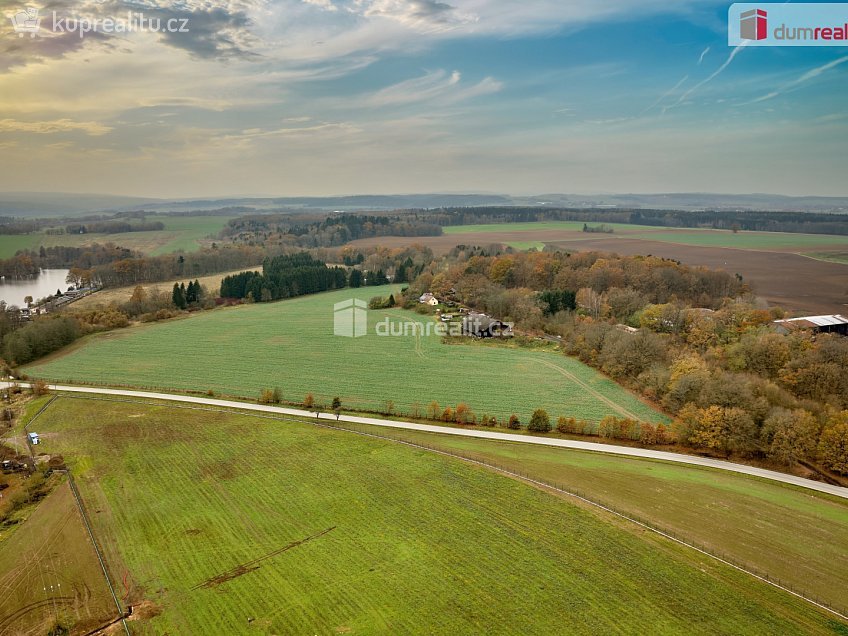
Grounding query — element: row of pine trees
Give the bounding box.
[171,280,203,309]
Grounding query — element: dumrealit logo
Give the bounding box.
[740,9,767,41]
[730,3,848,46]
[334,299,367,338]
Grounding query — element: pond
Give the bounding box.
[0,269,71,307]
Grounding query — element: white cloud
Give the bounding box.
[0,118,112,135]
[667,42,747,111]
[362,69,501,107]
[747,55,848,105]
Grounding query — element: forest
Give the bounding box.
[223,212,442,248]
[219,253,348,302]
[402,247,848,475]
[419,206,848,235]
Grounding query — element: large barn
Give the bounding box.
[773,314,848,336]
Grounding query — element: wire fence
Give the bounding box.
[66,472,131,636]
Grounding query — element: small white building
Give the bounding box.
[419,293,439,306]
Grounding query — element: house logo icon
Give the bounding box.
[10,7,41,37]
[740,8,768,41]
[334,299,368,338]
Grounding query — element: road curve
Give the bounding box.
[15,382,848,500]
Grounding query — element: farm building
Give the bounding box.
[419,293,439,306]
[773,314,848,336]
[461,313,514,338]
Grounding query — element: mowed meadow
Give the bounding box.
[31,398,847,634]
[24,286,666,424]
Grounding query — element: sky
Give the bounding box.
[0,0,847,198]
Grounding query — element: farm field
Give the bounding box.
[0,480,118,635]
[348,422,848,612]
[444,221,848,251]
[0,234,41,259]
[71,268,257,311]
[24,286,667,425]
[2,215,234,258]
[29,397,848,634]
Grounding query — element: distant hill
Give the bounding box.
[0,192,164,217]
[513,193,848,213]
[2,191,848,218]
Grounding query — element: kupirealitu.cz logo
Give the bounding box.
[730,3,848,46]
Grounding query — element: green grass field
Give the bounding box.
[805,251,848,265]
[627,230,848,250]
[506,241,546,251]
[443,222,848,251]
[0,234,40,258]
[444,221,591,234]
[347,422,848,612]
[24,287,666,424]
[29,397,847,634]
[3,216,233,258]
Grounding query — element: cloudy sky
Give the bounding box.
[0,0,846,197]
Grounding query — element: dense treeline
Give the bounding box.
[0,244,139,278]
[0,218,40,235]
[405,248,848,474]
[65,221,165,234]
[0,243,269,288]
[419,206,848,235]
[220,253,347,302]
[91,246,268,288]
[223,213,442,248]
[2,316,82,366]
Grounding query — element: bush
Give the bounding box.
[528,409,551,433]
[455,403,475,424]
[557,416,581,435]
[656,423,672,445]
[31,379,49,397]
[75,308,130,330]
[507,414,521,430]
[639,421,657,445]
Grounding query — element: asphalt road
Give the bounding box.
[14,382,848,500]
